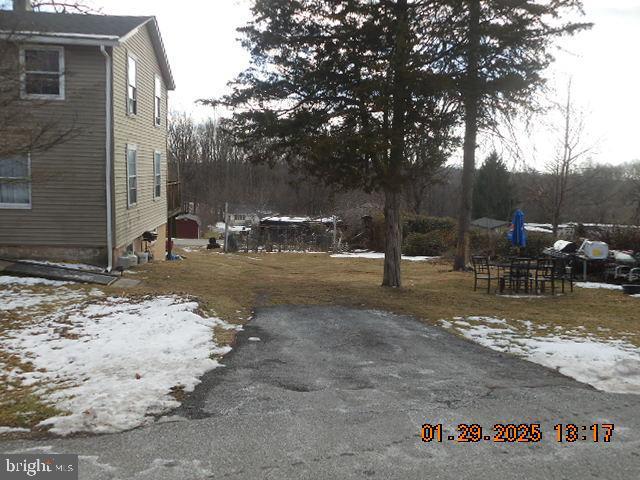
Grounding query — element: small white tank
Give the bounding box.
[580,241,609,260]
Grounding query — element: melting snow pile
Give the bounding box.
[331,251,439,262]
[440,317,640,395]
[575,282,624,291]
[0,279,238,435]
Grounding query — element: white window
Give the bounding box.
[153,151,162,198]
[20,47,65,99]
[126,145,137,207]
[0,155,31,209]
[127,55,137,115]
[154,76,162,126]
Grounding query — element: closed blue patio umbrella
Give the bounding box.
[507,209,527,249]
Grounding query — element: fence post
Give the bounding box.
[224,202,229,253]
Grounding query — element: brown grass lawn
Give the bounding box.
[1,250,638,434]
[121,249,640,347]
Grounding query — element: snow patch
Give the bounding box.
[440,317,640,395]
[497,294,552,299]
[0,295,231,435]
[331,252,439,262]
[180,246,205,253]
[0,426,30,434]
[0,276,70,287]
[0,284,85,311]
[576,282,624,291]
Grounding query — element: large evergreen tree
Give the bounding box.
[451,0,591,270]
[214,0,458,287]
[472,151,513,220]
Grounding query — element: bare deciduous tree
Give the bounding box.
[539,80,595,234]
[626,161,640,224]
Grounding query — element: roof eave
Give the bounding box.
[146,18,175,90]
[120,17,175,91]
[0,31,119,46]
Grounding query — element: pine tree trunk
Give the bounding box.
[454,0,481,272]
[454,99,479,271]
[383,189,402,287]
[381,0,409,288]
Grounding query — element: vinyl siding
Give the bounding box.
[112,24,168,249]
[0,43,107,247]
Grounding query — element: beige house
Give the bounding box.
[0,1,177,269]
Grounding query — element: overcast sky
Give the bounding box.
[7,0,640,167]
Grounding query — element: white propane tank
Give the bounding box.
[580,240,609,260]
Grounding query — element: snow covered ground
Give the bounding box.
[331,251,439,262]
[0,276,70,287]
[575,282,624,291]
[440,316,640,395]
[0,276,87,311]
[0,277,238,435]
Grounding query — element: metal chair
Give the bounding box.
[629,268,640,283]
[471,256,492,293]
[554,257,574,293]
[534,258,556,295]
[604,264,632,284]
[501,257,533,294]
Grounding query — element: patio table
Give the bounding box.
[490,258,534,294]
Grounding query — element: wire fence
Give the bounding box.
[227,224,343,253]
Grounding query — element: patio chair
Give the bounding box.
[471,256,492,293]
[534,258,556,295]
[554,257,574,293]
[629,268,640,283]
[501,257,534,294]
[604,264,632,284]
[615,265,631,281]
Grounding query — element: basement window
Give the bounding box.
[20,47,65,99]
[0,155,31,209]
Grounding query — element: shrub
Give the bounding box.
[403,231,452,256]
[365,214,458,255]
[470,229,554,259]
[404,215,456,237]
[357,213,562,259]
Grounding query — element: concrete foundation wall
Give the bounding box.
[0,245,107,266]
[112,221,167,266]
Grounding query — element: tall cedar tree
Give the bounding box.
[472,151,513,220]
[214,0,458,287]
[451,0,591,270]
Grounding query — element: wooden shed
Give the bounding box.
[175,214,201,239]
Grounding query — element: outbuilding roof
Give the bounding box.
[0,10,175,89]
[470,217,510,230]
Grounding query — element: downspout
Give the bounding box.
[100,45,114,272]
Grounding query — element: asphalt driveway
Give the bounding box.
[2,306,639,479]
